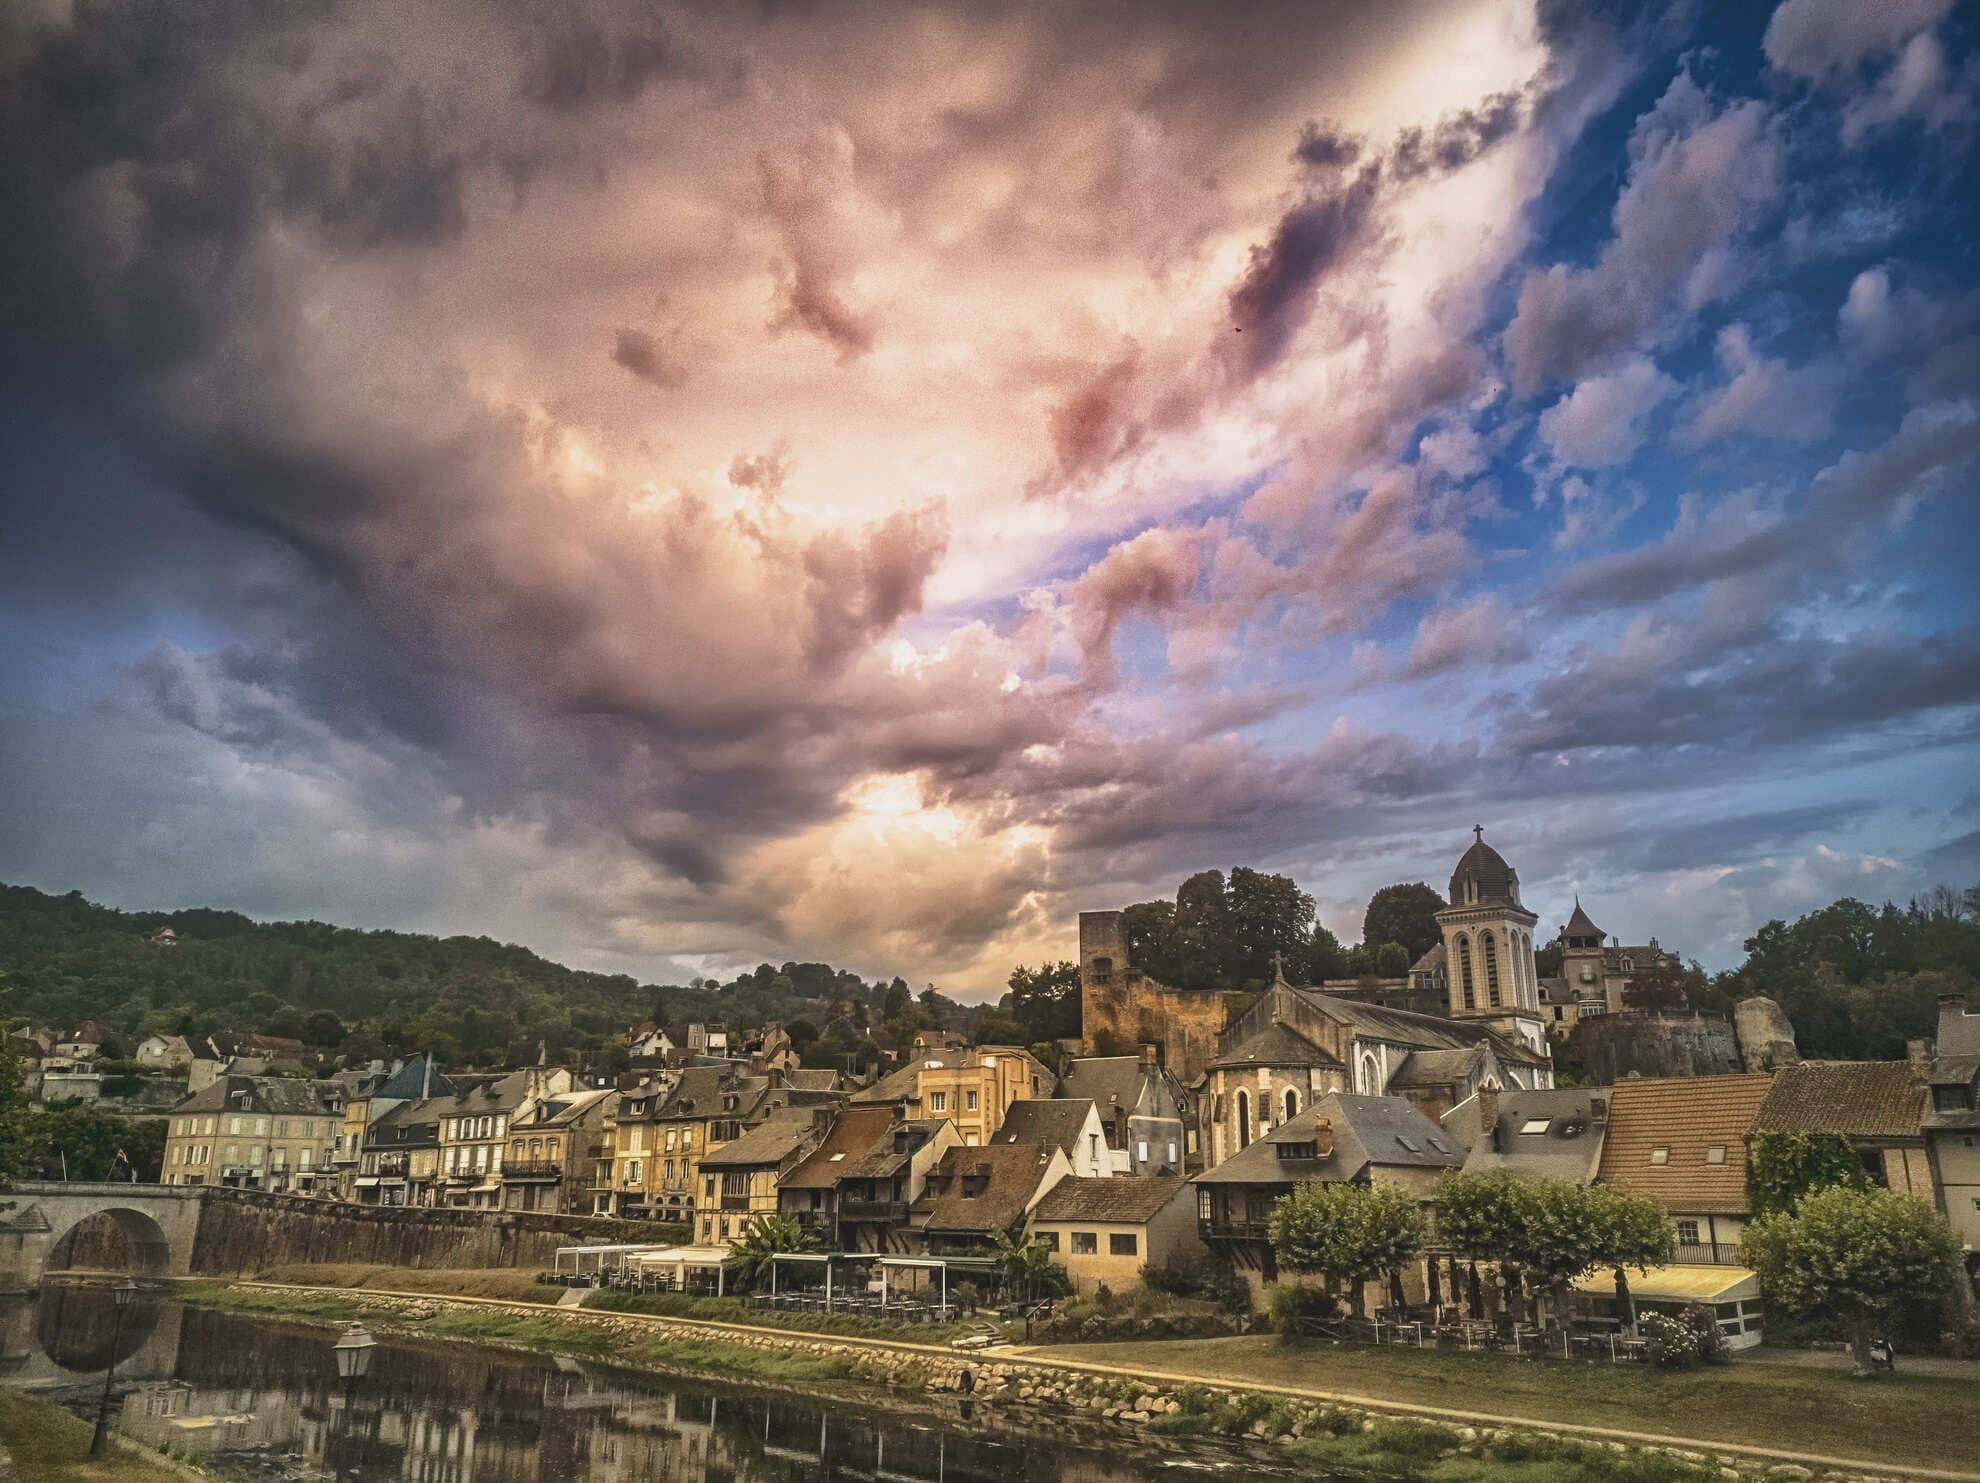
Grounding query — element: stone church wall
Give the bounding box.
[1575,1012,1742,1084]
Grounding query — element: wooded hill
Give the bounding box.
[0,882,958,1071]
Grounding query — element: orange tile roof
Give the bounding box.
[1595,1075,1771,1215]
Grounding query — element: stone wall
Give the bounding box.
[1079,909,1235,1083]
[1574,1012,1742,1084]
[187,1189,685,1274]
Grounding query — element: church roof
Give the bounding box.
[1408,942,1446,974]
[1208,1021,1343,1071]
[1289,986,1551,1068]
[1563,898,1603,939]
[1448,827,1519,906]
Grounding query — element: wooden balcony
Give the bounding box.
[1199,1216,1273,1242]
[502,1160,563,1181]
[1674,1242,1743,1266]
[838,1199,907,1224]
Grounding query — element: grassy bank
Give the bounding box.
[1047,1334,1980,1473]
[174,1281,848,1386]
[0,1387,203,1483]
[584,1289,978,1343]
[254,1264,557,1303]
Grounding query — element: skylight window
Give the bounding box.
[1704,1145,1726,1164]
[1649,1146,1670,1165]
[828,1153,845,1162]
[1426,1136,1450,1153]
[1394,1135,1420,1152]
[1520,1118,1551,1135]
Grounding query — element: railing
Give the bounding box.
[837,1200,907,1224]
[1675,1242,1743,1265]
[502,1161,563,1181]
[719,1194,754,1212]
[1200,1217,1273,1241]
[372,1155,410,1177]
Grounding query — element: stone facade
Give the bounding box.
[1078,910,1234,1084]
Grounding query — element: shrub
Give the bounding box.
[1641,1305,1728,1368]
[1093,1280,1119,1314]
[1306,1406,1363,1438]
[1365,1418,1462,1460]
[1141,1256,1253,1313]
[1172,1383,1216,1415]
[952,1281,981,1313]
[1268,1281,1338,1341]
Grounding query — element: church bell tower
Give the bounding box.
[1435,827,1550,1062]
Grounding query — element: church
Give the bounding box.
[1080,829,1554,1171]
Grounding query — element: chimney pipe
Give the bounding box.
[1139,1042,1157,1068]
[1312,1118,1334,1158]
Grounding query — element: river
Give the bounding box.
[4,1286,1290,1481]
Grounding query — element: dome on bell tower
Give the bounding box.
[1449,826,1519,906]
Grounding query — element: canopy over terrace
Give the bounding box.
[627,1245,733,1295]
[1569,1263,1764,1349]
[552,1243,676,1280]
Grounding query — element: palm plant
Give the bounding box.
[726,1212,817,1291]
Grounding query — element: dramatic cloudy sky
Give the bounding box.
[3,0,1978,995]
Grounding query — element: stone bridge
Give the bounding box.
[0,1183,202,1289]
[2,1181,678,1290]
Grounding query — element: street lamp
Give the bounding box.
[331,1323,376,1411]
[88,1279,141,1459]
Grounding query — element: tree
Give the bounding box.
[1373,942,1410,977]
[1225,867,1316,985]
[1435,1170,1532,1320]
[1006,961,1081,1042]
[300,1008,347,1047]
[1743,1184,1962,1375]
[0,1026,38,1192]
[1362,883,1445,964]
[1268,1181,1426,1317]
[1588,1183,1677,1332]
[725,1212,817,1290]
[1747,1132,1869,1217]
[1306,922,1350,982]
[1621,960,1695,1014]
[992,1227,1064,1338]
[882,977,912,1019]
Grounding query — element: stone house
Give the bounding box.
[1545,899,1682,1019]
[1595,1074,1771,1262]
[1440,1084,1609,1181]
[1028,1176,1206,1295]
[912,1143,1071,1256]
[356,1096,445,1206]
[501,1084,618,1214]
[1749,1059,1934,1202]
[432,1068,574,1210]
[1923,993,1980,1301]
[134,1034,194,1071]
[1193,1092,1465,1300]
[848,1046,1049,1148]
[991,1098,1114,1177]
[163,1076,347,1192]
[696,1110,828,1246]
[781,1114,960,1253]
[1057,1048,1192,1175]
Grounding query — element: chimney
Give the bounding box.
[1905,1038,1931,1086]
[1312,1118,1334,1158]
[768,1066,785,1091]
[1477,1085,1500,1145]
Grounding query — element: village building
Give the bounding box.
[1596,1074,1770,1264]
[1028,1176,1205,1295]
[355,1096,445,1206]
[163,1076,347,1192]
[1440,1084,1609,1181]
[1057,1049,1192,1175]
[432,1068,574,1210]
[133,1033,195,1071]
[1924,993,1980,1299]
[785,1114,960,1254]
[696,1110,828,1246]
[991,1098,1114,1177]
[1193,1093,1464,1299]
[1750,1059,1934,1200]
[1539,899,1683,1027]
[333,1054,447,1198]
[911,1143,1071,1256]
[848,1045,1048,1147]
[501,1084,619,1214]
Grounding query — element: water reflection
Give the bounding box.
[7,1291,1228,1482]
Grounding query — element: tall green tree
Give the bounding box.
[1435,1170,1532,1319]
[1743,1184,1962,1375]
[1362,883,1445,965]
[1747,1132,1869,1217]
[1006,961,1081,1041]
[1225,868,1317,985]
[0,1026,38,1191]
[1269,1181,1426,1317]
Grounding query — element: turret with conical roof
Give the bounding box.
[1562,897,1604,950]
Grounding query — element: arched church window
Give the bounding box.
[1236,1090,1251,1150]
[1284,1088,1298,1121]
[1359,1052,1380,1095]
[1483,932,1501,1007]
[1456,935,1475,1009]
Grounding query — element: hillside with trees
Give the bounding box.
[0,882,966,1072]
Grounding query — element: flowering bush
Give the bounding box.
[1640,1304,1729,1368]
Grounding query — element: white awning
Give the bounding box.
[354,1177,381,1187]
[1570,1264,1759,1304]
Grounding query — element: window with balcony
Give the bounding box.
[1676,1219,1701,1245]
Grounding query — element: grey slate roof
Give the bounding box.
[1289,986,1551,1068]
[993,1099,1097,1157]
[1209,1020,1342,1071]
[1195,1093,1462,1185]
[1386,1046,1485,1089]
[1057,1056,1143,1110]
[1443,1087,1608,1181]
[697,1110,820,1169]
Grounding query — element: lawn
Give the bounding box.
[253,1264,558,1303]
[0,1387,200,1483]
[1042,1335,1980,1473]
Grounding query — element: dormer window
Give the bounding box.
[1275,1141,1319,1160]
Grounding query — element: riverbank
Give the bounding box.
[182,1278,1980,1483]
[0,1387,210,1483]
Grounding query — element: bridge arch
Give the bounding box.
[47,1206,173,1276]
